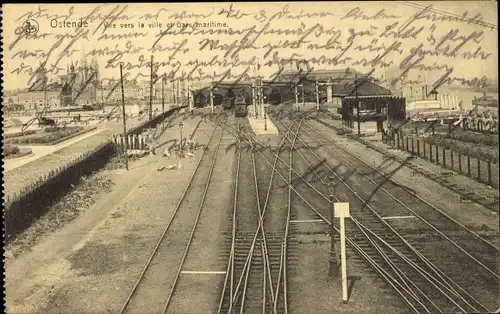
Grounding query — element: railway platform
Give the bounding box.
[247,108,279,135]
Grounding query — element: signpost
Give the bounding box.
[334,202,350,304]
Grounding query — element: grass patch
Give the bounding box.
[3,144,20,157]
[423,135,499,164]
[4,126,85,145]
[3,144,32,159]
[4,130,38,139]
[403,121,499,147]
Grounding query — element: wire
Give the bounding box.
[396,1,498,30]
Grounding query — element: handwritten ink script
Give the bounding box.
[3,2,498,99]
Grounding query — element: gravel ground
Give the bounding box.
[4,115,217,314]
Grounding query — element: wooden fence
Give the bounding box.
[113,133,151,152]
[382,131,499,188]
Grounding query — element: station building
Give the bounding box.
[193,68,407,134]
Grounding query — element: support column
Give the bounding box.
[327,80,333,103]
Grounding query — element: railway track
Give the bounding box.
[312,117,498,211]
[118,116,225,314]
[299,119,499,268]
[217,119,302,314]
[263,114,499,313]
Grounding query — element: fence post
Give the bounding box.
[435,145,439,164]
[442,148,446,168]
[429,144,433,162]
[487,162,492,186]
[396,133,400,150]
[406,137,409,152]
[458,152,462,173]
[411,137,414,154]
[467,156,471,177]
[416,139,420,156]
[451,151,454,169]
[477,158,481,181]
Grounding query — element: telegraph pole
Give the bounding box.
[355,73,361,136]
[149,55,154,120]
[316,80,320,111]
[172,79,175,104]
[120,63,129,171]
[252,80,257,118]
[176,79,180,105]
[162,73,165,131]
[101,83,104,106]
[259,77,267,119]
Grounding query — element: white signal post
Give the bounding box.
[334,202,350,304]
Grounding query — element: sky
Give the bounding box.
[2,1,498,91]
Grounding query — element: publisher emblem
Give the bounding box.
[22,19,39,35]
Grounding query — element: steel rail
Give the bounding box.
[243,128,424,313]
[358,222,484,312]
[276,117,492,311]
[279,120,438,309]
[161,124,225,313]
[275,118,492,312]
[229,119,302,313]
[350,216,433,312]
[231,121,299,313]
[119,117,222,314]
[218,120,242,314]
[276,119,442,311]
[276,121,432,307]
[300,120,500,279]
[253,129,465,312]
[247,120,301,314]
[278,123,297,314]
[306,119,500,252]
[227,127,288,313]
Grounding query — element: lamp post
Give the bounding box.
[179,121,184,158]
[329,176,338,278]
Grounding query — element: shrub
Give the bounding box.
[424,135,499,164]
[4,130,38,139]
[3,145,20,157]
[5,126,85,145]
